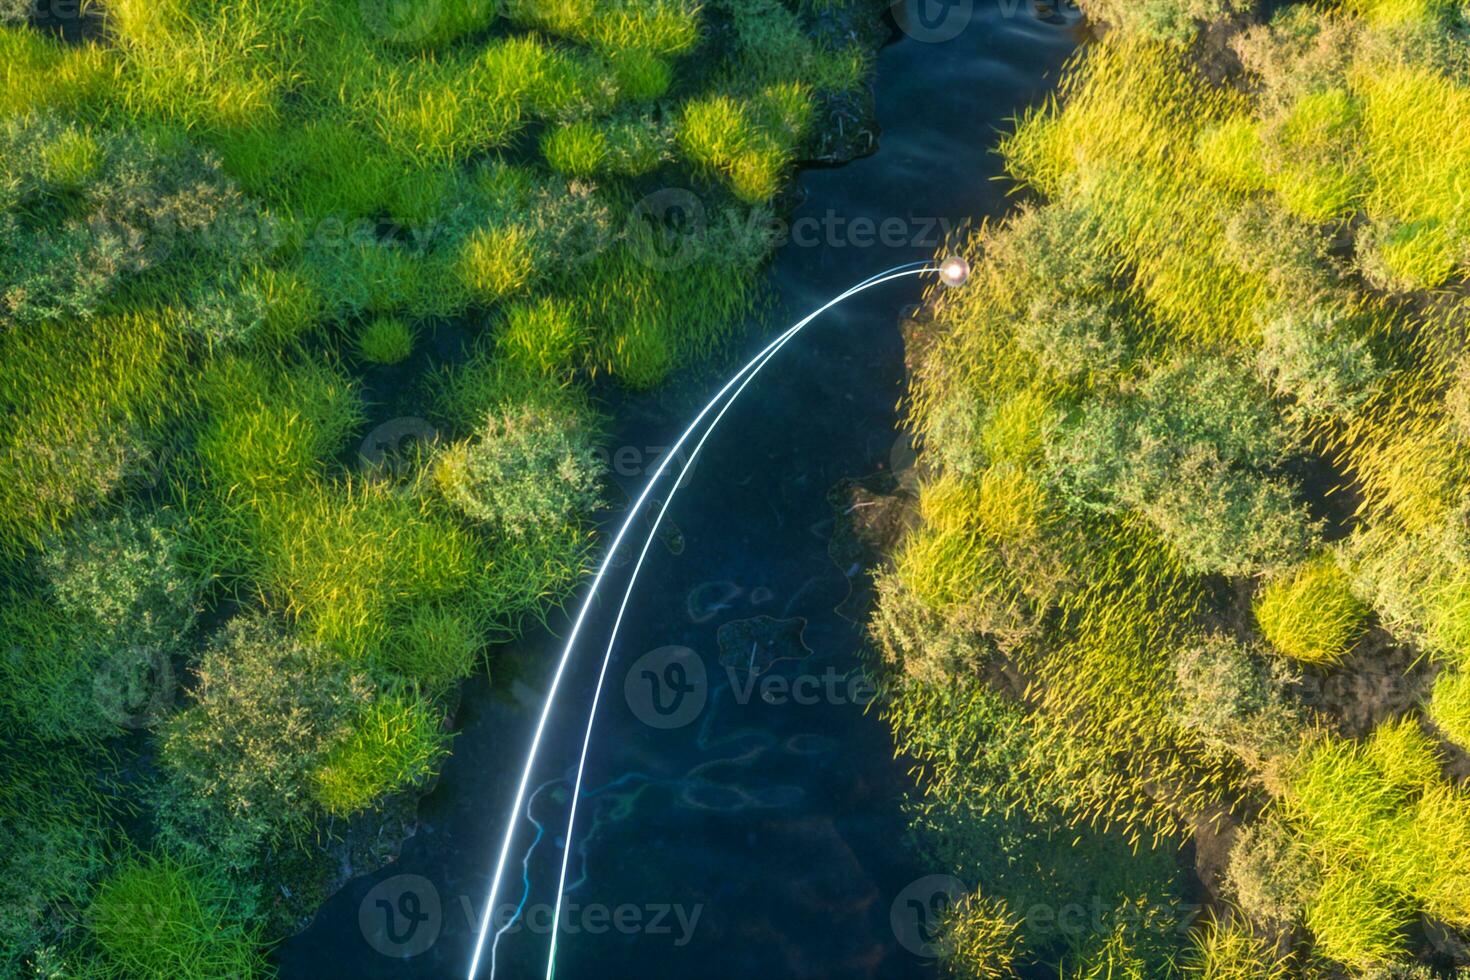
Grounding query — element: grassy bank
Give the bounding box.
[0,1,885,975]
[878,0,1470,976]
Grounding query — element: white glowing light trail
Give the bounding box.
[467,263,937,980]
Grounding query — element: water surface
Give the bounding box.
[275,7,1078,977]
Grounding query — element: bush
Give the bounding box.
[1078,0,1255,44]
[434,403,602,538]
[1254,557,1369,666]
[159,616,369,865]
[89,852,267,980]
[42,509,200,650]
[311,690,450,816]
[1227,812,1320,927]
[1047,356,1318,576]
[1429,670,1470,749]
[355,316,414,365]
[1257,303,1382,418]
[0,116,258,330]
[1172,632,1306,766]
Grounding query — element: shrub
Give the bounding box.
[1429,670,1470,749]
[0,116,257,329]
[1254,557,1369,666]
[355,316,414,365]
[159,615,369,865]
[935,892,1021,979]
[1172,632,1306,766]
[89,852,267,980]
[1257,303,1382,417]
[1078,0,1255,44]
[434,403,602,538]
[1227,813,1320,927]
[311,690,451,816]
[1047,356,1318,576]
[41,509,200,650]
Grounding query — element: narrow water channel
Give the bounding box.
[275,7,1079,977]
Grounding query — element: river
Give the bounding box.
[274,5,1079,977]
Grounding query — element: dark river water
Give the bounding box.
[275,6,1078,977]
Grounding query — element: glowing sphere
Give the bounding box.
[939,256,970,288]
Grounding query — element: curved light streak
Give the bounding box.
[467,263,935,980]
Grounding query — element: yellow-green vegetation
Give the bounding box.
[879,1,1470,975]
[1254,556,1370,665]
[1429,669,1470,749]
[355,316,414,365]
[0,0,883,973]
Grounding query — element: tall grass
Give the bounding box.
[89,852,268,979]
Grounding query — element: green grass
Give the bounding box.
[311,690,451,816]
[89,853,269,979]
[356,316,415,365]
[1178,915,1294,979]
[1255,557,1370,666]
[541,120,608,177]
[1429,670,1470,749]
[0,315,179,552]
